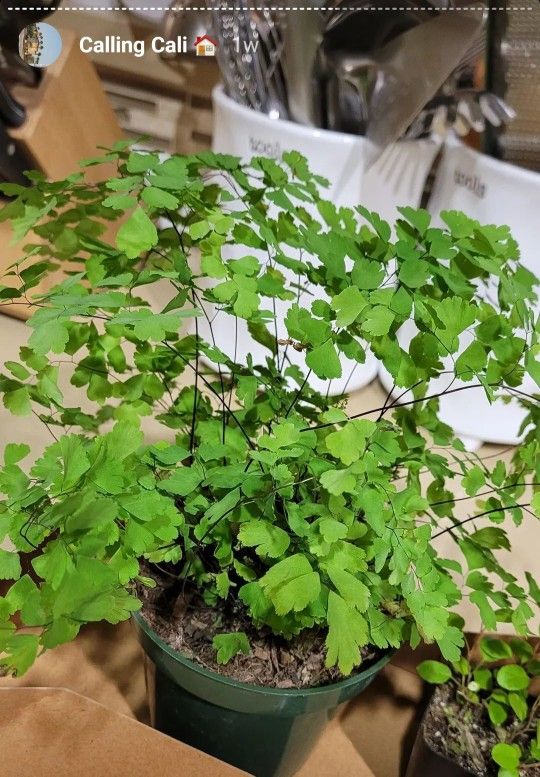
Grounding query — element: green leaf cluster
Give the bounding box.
[0,146,538,680]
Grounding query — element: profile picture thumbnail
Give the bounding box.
[19,22,62,68]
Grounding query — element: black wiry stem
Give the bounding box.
[432,503,530,539]
[284,370,312,418]
[303,382,539,433]
[189,295,200,453]
[161,340,258,455]
[429,482,540,508]
[192,290,227,446]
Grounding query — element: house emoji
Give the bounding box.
[195,35,217,57]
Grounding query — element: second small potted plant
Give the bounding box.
[0,146,539,776]
[411,637,540,777]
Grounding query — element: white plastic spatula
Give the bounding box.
[365,8,486,167]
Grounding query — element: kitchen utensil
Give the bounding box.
[321,0,485,137]
[280,10,326,125]
[211,0,288,118]
[326,72,367,134]
[324,52,376,133]
[211,14,248,106]
[403,91,515,140]
[365,8,485,162]
[211,1,267,112]
[236,7,268,114]
[250,4,288,118]
[485,4,540,171]
[324,1,432,47]
[283,1,430,127]
[0,80,25,128]
[0,45,40,88]
[0,117,32,185]
[161,0,209,59]
[479,91,515,127]
[319,1,483,137]
[0,2,56,53]
[457,94,485,133]
[450,26,487,81]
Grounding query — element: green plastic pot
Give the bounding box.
[406,696,476,777]
[134,613,391,777]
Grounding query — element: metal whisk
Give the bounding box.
[211,0,288,118]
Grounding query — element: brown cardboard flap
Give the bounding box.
[341,663,429,777]
[298,715,376,777]
[0,687,250,777]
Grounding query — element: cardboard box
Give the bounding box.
[0,622,402,777]
[0,686,250,777]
